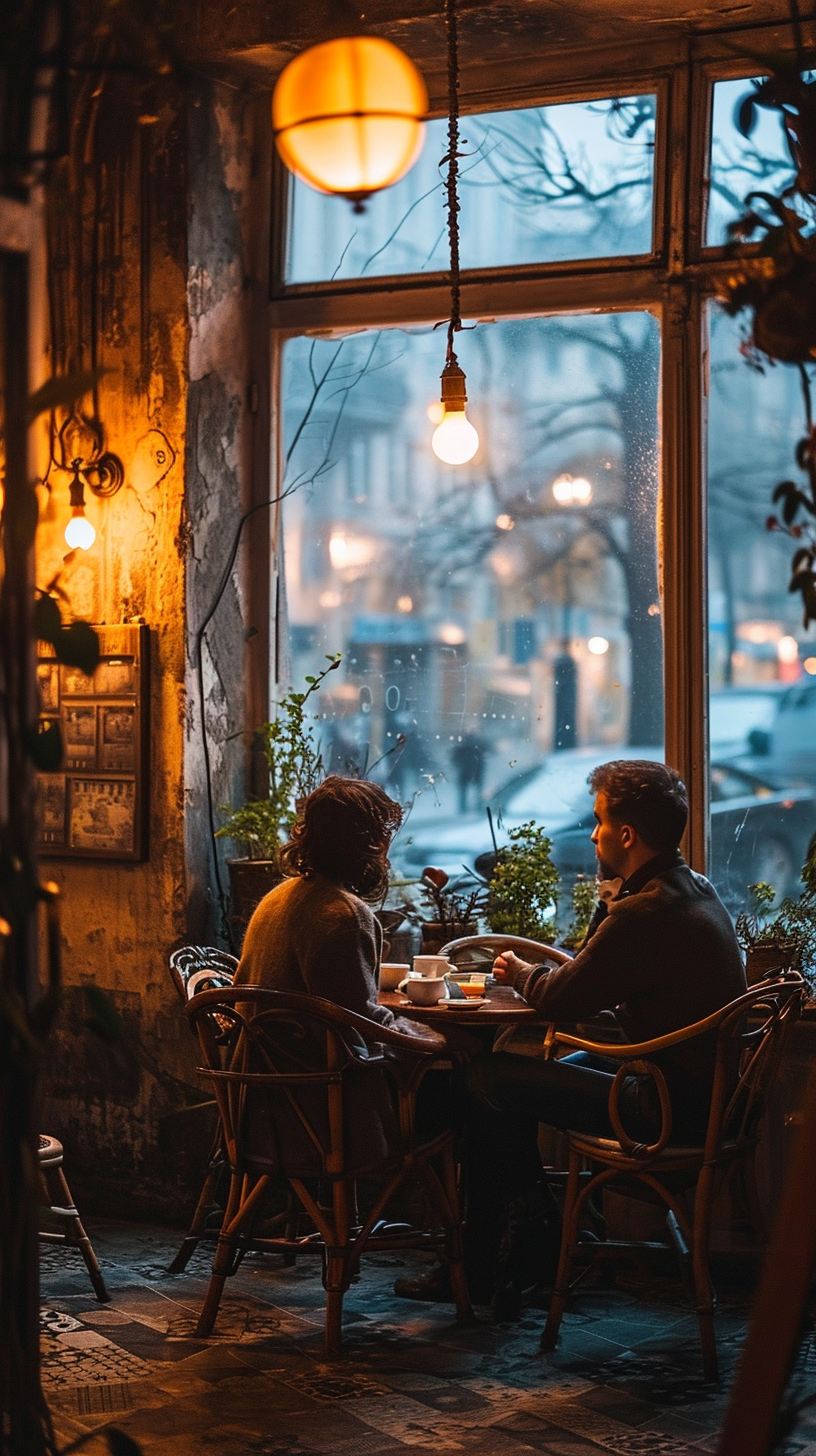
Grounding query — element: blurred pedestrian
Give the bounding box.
[451,731,487,814]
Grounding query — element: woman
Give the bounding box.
[235,775,428,1039]
[234,775,442,1173]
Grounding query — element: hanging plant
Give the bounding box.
[716,16,816,626]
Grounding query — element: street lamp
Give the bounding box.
[552,473,592,506]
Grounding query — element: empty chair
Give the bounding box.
[167,945,237,1274]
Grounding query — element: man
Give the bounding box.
[396,759,746,1311]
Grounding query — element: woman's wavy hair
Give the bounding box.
[279,776,403,902]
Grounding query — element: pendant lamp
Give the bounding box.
[431,0,479,466]
[272,36,428,211]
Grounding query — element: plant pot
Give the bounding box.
[227,859,281,943]
[420,920,477,955]
[745,941,800,985]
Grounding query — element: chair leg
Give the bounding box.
[691,1169,719,1384]
[433,1145,474,1324]
[741,1157,769,1249]
[321,1179,351,1358]
[54,1167,110,1303]
[540,1149,582,1353]
[168,1127,226,1274]
[195,1170,243,1337]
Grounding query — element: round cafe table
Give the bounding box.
[378,981,541,1028]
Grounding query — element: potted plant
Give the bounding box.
[485,820,560,942]
[559,873,598,952]
[411,867,487,954]
[216,654,340,930]
[735,856,816,986]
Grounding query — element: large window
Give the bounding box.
[283,313,661,875]
[272,47,816,893]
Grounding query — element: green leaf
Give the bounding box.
[33,593,62,644]
[23,720,63,772]
[27,368,107,422]
[54,621,100,674]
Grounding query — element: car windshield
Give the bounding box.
[497,760,596,825]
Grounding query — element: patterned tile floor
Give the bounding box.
[39,1225,816,1455]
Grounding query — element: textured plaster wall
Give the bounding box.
[185,84,272,950]
[33,82,271,1219]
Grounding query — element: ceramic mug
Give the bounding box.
[379,962,410,991]
[399,975,446,1005]
[413,955,453,979]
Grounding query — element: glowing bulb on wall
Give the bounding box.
[65,506,96,551]
[587,636,609,656]
[431,359,478,466]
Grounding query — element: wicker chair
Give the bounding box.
[167,945,238,1274]
[538,976,804,1383]
[187,985,473,1356]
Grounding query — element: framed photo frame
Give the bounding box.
[35,623,149,861]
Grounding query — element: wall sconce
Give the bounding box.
[57,411,124,551]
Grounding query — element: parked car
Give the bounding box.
[766,679,816,786]
[394,745,816,914]
[709,685,788,761]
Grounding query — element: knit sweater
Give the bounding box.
[235,872,395,1028]
[508,850,747,1112]
[234,874,410,1174]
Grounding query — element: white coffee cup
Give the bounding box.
[400,975,446,1006]
[413,955,453,979]
[379,962,410,991]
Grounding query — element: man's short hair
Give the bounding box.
[588,760,688,852]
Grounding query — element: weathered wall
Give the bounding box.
[185,84,272,949]
[34,75,271,1219]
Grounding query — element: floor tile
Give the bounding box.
[35,1220,811,1456]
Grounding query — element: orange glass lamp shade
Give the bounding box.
[272,36,428,208]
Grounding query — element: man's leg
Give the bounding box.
[462,1051,661,1296]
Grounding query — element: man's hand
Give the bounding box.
[492,951,532,983]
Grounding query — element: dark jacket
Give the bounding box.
[509,851,747,1121]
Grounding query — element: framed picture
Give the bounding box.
[37,661,60,713]
[64,705,97,768]
[39,776,67,847]
[69,778,135,855]
[99,706,135,770]
[36,623,149,861]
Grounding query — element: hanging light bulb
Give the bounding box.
[430,0,480,467]
[272,37,428,210]
[431,359,479,465]
[65,506,96,551]
[64,463,96,550]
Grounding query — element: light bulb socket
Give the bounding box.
[68,463,86,510]
[439,359,467,409]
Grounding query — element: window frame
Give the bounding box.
[266,25,809,878]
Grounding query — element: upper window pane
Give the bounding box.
[284,95,656,284]
[707,77,796,248]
